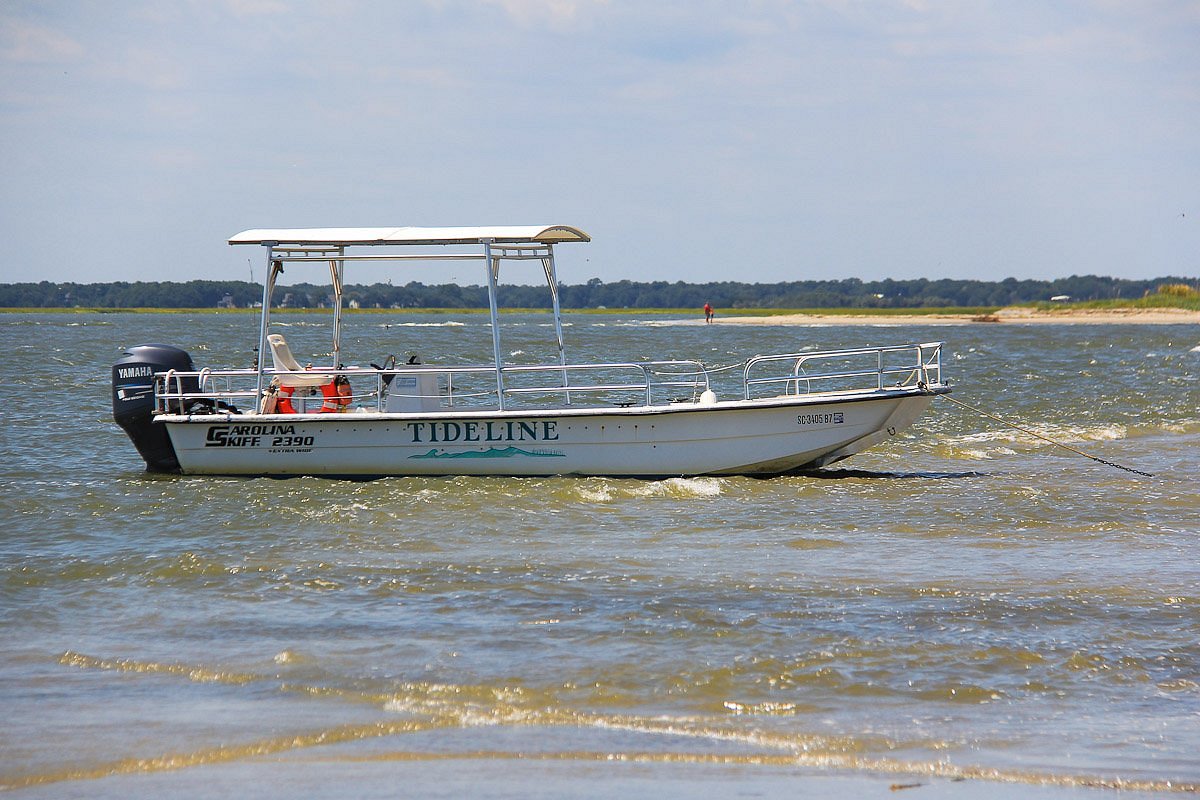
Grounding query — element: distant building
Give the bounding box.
[1050,295,1070,302]
[217,293,236,309]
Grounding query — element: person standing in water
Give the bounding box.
[703,302,714,323]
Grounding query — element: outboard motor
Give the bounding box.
[112,344,196,472]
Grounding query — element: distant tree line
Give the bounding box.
[1,275,1193,310]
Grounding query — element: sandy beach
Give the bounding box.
[711,307,1200,326]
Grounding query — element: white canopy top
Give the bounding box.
[229,225,590,247]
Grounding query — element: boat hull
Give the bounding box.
[158,390,936,478]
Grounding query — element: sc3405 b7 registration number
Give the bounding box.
[797,412,844,425]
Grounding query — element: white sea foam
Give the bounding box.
[957,423,1126,445]
[723,700,798,716]
[576,485,615,502]
[636,477,723,498]
[574,477,723,501]
[631,319,694,328]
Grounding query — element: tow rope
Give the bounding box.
[934,392,1155,478]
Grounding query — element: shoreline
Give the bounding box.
[711,307,1200,326]
[2,306,1198,325]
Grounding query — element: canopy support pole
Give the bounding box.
[329,250,344,366]
[483,240,506,410]
[255,244,280,402]
[542,248,570,404]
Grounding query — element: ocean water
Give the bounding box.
[1,311,1198,798]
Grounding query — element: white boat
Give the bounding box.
[112,225,948,477]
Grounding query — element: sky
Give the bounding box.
[1,0,1197,287]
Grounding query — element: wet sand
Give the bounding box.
[711,307,1200,326]
[10,757,1183,800]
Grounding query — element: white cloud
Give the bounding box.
[100,46,190,91]
[217,0,292,17]
[480,0,605,28]
[0,18,84,63]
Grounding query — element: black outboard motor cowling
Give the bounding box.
[112,344,196,472]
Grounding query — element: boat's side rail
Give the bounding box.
[382,360,710,409]
[152,344,941,414]
[743,342,943,399]
[152,359,713,414]
[498,361,709,407]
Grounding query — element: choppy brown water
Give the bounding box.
[2,312,1198,797]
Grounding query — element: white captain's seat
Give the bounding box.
[267,333,330,387]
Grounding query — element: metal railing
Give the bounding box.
[499,360,709,407]
[742,342,942,400]
[152,343,942,416]
[153,360,713,415]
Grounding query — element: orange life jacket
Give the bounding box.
[275,385,298,414]
[319,379,351,413]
